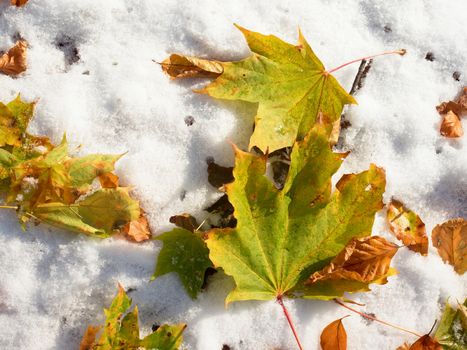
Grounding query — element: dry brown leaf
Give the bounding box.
[432,218,467,274]
[409,335,442,350]
[11,0,28,6]
[320,317,348,350]
[98,172,119,188]
[123,214,152,242]
[161,54,223,79]
[440,111,463,138]
[79,325,100,350]
[0,40,27,76]
[169,213,199,232]
[387,199,428,255]
[396,342,411,350]
[307,236,398,285]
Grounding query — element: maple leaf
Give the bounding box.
[435,299,467,349]
[320,317,348,350]
[205,123,391,304]
[432,218,466,274]
[0,40,27,76]
[387,199,428,255]
[152,214,213,298]
[162,25,356,152]
[81,284,186,350]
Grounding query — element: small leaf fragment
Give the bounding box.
[409,335,442,350]
[169,213,199,232]
[387,199,428,255]
[11,0,29,6]
[79,326,100,350]
[432,218,467,274]
[320,317,347,350]
[99,172,119,188]
[161,54,223,79]
[440,111,463,138]
[0,40,27,76]
[152,228,213,299]
[123,213,152,242]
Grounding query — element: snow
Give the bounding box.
[0,0,466,349]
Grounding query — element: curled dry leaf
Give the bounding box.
[11,0,29,6]
[432,218,467,274]
[307,236,398,285]
[161,54,223,79]
[436,87,467,138]
[0,40,27,76]
[169,213,199,232]
[123,213,152,242]
[408,335,442,350]
[80,326,100,350]
[440,111,463,138]
[320,317,348,350]
[387,199,428,255]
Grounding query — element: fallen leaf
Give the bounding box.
[152,228,213,298]
[409,335,442,350]
[440,111,463,138]
[163,26,356,152]
[436,87,467,117]
[320,317,348,350]
[161,54,223,79]
[11,0,29,6]
[307,236,398,286]
[432,218,467,274]
[387,199,428,255]
[0,40,27,76]
[435,299,467,349]
[169,213,199,232]
[98,172,119,188]
[206,122,388,304]
[82,284,186,349]
[79,326,100,350]
[396,342,411,350]
[123,214,152,242]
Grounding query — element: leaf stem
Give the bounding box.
[0,205,18,210]
[334,299,423,338]
[326,49,406,74]
[277,296,304,350]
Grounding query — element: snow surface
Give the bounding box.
[0,0,466,349]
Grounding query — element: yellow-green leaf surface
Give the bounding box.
[206,124,387,304]
[152,227,213,298]
[33,188,140,237]
[85,285,186,350]
[165,26,356,152]
[67,154,122,189]
[435,299,467,349]
[0,94,34,147]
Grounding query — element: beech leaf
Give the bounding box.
[152,228,213,298]
[387,199,428,255]
[205,123,389,304]
[0,40,27,76]
[82,284,186,350]
[432,218,466,274]
[163,26,356,152]
[320,317,348,350]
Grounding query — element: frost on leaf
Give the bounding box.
[206,123,393,304]
[320,317,348,350]
[152,214,213,299]
[162,25,356,153]
[432,218,466,274]
[387,199,428,255]
[80,284,186,350]
[0,40,27,76]
[434,299,467,349]
[0,95,150,240]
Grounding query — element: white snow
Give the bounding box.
[0,0,466,349]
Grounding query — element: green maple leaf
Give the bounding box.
[163,26,356,152]
[152,215,213,298]
[435,299,467,350]
[205,124,389,303]
[82,285,186,350]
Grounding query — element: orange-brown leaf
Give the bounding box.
[320,317,347,350]
[79,325,100,350]
[169,213,199,232]
[11,0,28,6]
[440,111,463,138]
[432,218,467,274]
[307,236,398,285]
[123,214,152,242]
[436,87,467,117]
[98,172,119,188]
[0,40,27,76]
[409,335,442,350]
[161,54,223,79]
[387,199,428,255]
[396,342,411,350]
